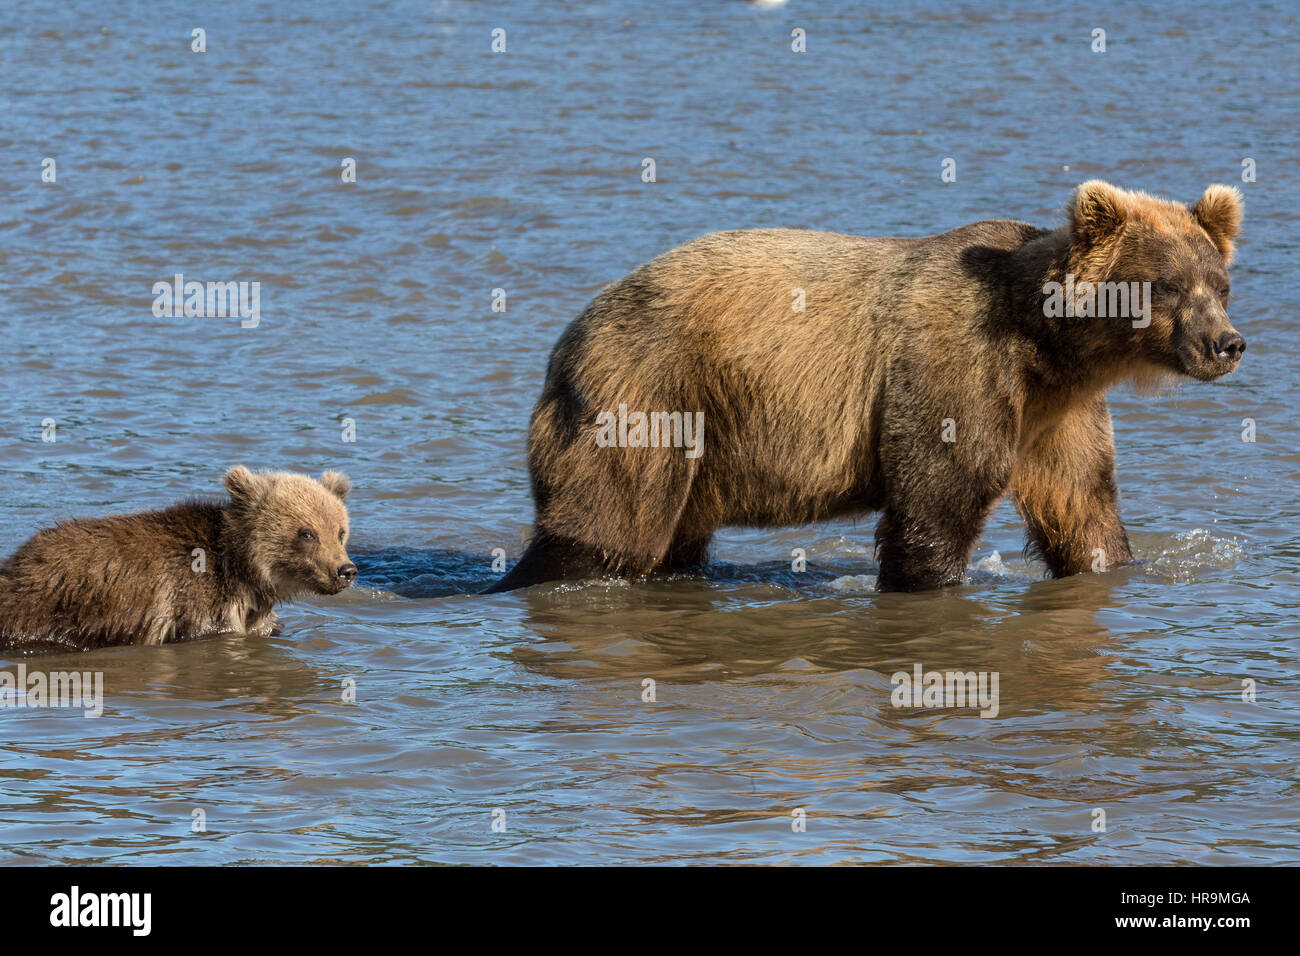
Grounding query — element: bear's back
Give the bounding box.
[0,500,228,648]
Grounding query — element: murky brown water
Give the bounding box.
[1,0,1297,863]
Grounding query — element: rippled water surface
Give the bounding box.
[1,0,1298,864]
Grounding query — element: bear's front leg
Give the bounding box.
[241,609,281,638]
[875,483,1010,590]
[874,395,1016,591]
[1011,397,1133,577]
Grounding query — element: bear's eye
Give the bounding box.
[338,529,346,543]
[1218,286,1231,300]
[1153,280,1179,298]
[297,528,317,543]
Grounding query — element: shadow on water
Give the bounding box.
[353,546,500,597]
[353,547,869,597]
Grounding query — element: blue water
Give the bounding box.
[0,0,1297,864]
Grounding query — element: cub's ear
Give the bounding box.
[319,471,351,501]
[223,466,265,504]
[1069,180,1130,246]
[1191,184,1243,263]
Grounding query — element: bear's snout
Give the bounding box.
[1177,310,1246,380]
[337,562,358,586]
[1212,330,1246,363]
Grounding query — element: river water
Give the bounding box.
[1,0,1297,864]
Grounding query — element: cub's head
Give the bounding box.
[1068,180,1245,382]
[222,466,356,598]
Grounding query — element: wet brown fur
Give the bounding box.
[0,468,355,650]
[487,182,1245,592]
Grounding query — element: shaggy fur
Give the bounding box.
[487,181,1245,592]
[0,468,356,650]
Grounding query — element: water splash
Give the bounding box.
[1144,528,1245,582]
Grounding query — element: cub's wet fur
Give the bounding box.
[0,468,356,651]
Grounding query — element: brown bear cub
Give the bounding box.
[487,181,1246,593]
[0,468,356,651]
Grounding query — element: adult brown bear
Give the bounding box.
[487,181,1244,592]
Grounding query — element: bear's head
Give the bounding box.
[1067,180,1245,383]
[221,466,357,598]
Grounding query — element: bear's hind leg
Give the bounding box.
[485,455,700,592]
[481,532,612,593]
[659,529,713,572]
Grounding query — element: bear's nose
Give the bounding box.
[337,563,358,585]
[1213,331,1246,362]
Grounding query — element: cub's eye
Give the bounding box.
[297,528,318,542]
[1218,286,1231,300]
[338,529,346,543]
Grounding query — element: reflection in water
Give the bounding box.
[506,571,1122,712]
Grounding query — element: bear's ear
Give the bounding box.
[319,471,351,501]
[1069,180,1130,246]
[223,466,266,505]
[1191,184,1243,263]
